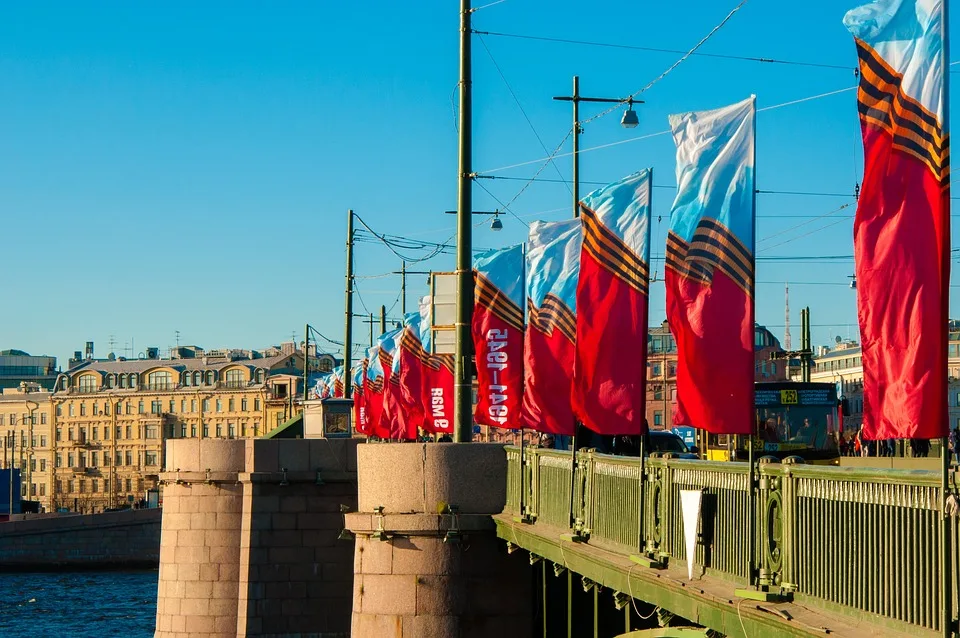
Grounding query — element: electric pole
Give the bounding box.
[343,210,355,397]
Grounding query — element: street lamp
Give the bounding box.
[554,76,645,219]
[444,210,502,231]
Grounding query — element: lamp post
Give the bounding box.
[553,76,643,219]
[392,262,432,316]
[553,77,643,535]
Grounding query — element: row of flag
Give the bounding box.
[338,0,948,442]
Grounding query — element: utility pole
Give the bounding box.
[380,306,386,335]
[401,261,406,315]
[343,210,355,397]
[303,323,310,403]
[453,0,474,443]
[770,305,812,382]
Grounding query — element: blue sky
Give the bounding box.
[0,0,954,365]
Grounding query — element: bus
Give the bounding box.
[705,382,842,462]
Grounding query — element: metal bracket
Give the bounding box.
[442,504,461,544]
[371,506,392,541]
[315,469,325,486]
[337,504,354,541]
[279,468,289,487]
[204,468,214,485]
[734,588,792,603]
[553,562,566,577]
[612,591,631,610]
[629,553,666,570]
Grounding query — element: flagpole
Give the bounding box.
[941,3,952,636]
[749,95,758,591]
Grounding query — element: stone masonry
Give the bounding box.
[345,443,532,637]
[154,437,359,638]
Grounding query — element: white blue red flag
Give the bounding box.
[845,0,948,440]
[666,97,756,435]
[473,244,525,429]
[521,219,582,436]
[573,170,653,435]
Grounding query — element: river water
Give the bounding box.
[0,570,158,637]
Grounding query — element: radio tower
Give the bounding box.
[784,283,792,350]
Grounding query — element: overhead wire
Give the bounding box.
[473,30,855,72]
[477,34,571,195]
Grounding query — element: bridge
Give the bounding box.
[494,446,956,637]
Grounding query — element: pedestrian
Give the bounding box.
[949,427,960,465]
[854,430,863,457]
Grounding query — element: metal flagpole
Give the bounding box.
[453,0,474,443]
[343,210,355,397]
[941,2,952,636]
[748,96,759,591]
[567,75,581,535]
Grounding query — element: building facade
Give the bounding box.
[50,350,304,513]
[645,321,787,431]
[0,383,56,512]
[799,331,960,434]
[0,350,58,391]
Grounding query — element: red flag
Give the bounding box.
[845,1,949,440]
[421,354,455,435]
[473,244,525,429]
[573,171,652,435]
[520,220,582,436]
[665,97,756,435]
[397,327,426,440]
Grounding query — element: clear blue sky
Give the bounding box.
[0,0,955,366]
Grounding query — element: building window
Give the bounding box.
[40,435,46,447]
[191,424,197,437]
[125,451,133,466]
[228,423,235,439]
[130,373,138,388]
[254,398,261,412]
[77,375,98,393]
[115,451,122,465]
[91,451,98,467]
[92,427,98,440]
[56,454,62,468]
[169,400,175,413]
[183,373,192,387]
[203,399,210,413]
[193,372,202,386]
[78,452,86,467]
[228,398,235,412]
[115,425,121,439]
[241,398,248,412]
[106,375,115,389]
[119,375,127,389]
[216,424,223,438]
[138,400,145,414]
[253,422,259,436]
[39,484,45,497]
[125,479,132,492]
[652,365,661,377]
[40,459,46,471]
[56,428,61,442]
[68,453,75,467]
[145,425,159,439]
[241,423,247,437]
[68,428,73,441]
[180,424,187,438]
[67,404,74,418]
[40,413,47,425]
[654,411,663,426]
[216,399,222,413]
[125,402,132,415]
[145,451,158,466]
[206,371,215,385]
[256,370,265,384]
[224,369,245,388]
[92,403,99,416]
[91,479,98,493]
[80,403,86,417]
[104,402,110,416]
[191,399,197,413]
[181,400,187,413]
[203,423,209,437]
[126,425,132,439]
[103,454,110,466]
[151,400,162,415]
[146,370,173,390]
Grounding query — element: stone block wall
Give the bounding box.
[0,508,160,568]
[155,437,360,638]
[346,443,532,637]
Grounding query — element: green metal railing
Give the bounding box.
[504,447,956,634]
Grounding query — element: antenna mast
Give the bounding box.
[784,283,792,350]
